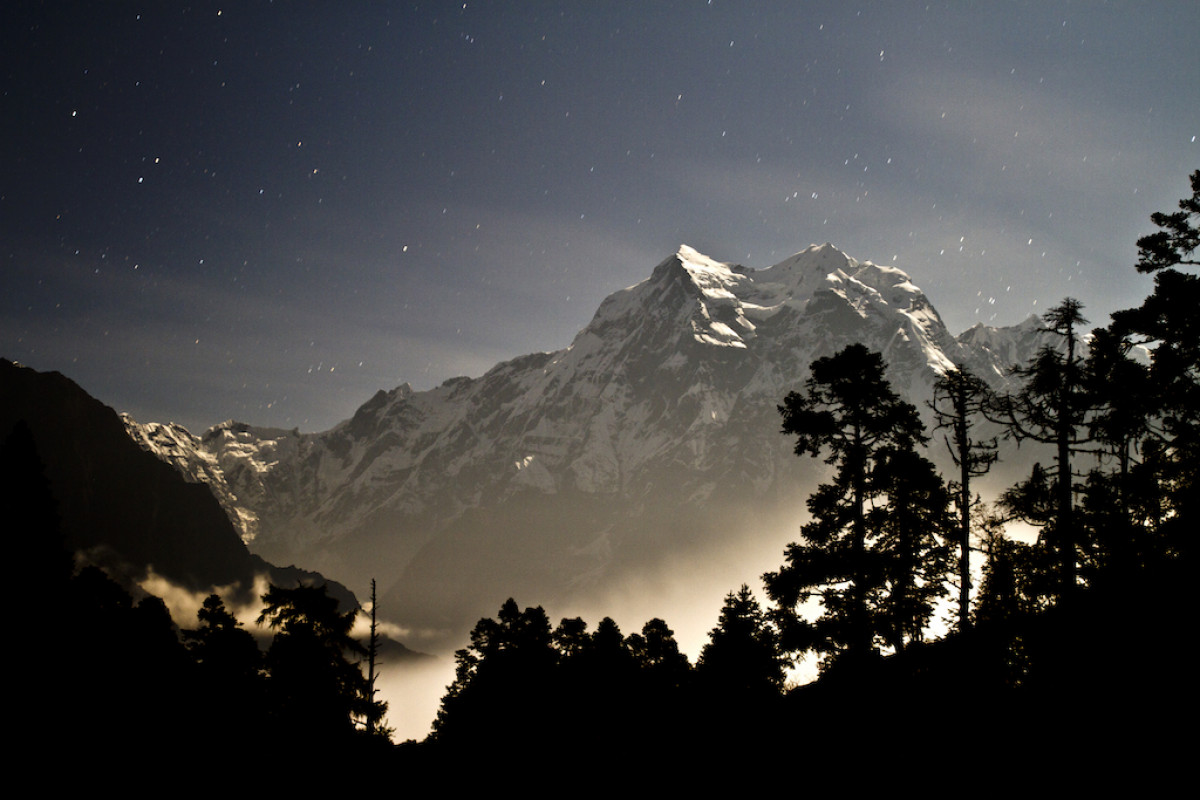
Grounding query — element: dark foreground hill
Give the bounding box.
[2,357,262,597]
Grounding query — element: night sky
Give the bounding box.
[4,1,1197,433]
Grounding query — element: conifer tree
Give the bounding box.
[432,599,556,745]
[185,593,262,684]
[989,299,1096,602]
[1079,328,1166,577]
[697,585,788,697]
[764,344,935,673]
[626,618,691,690]
[868,446,953,652]
[931,366,998,631]
[1110,169,1200,555]
[362,579,392,739]
[552,616,591,660]
[257,582,370,743]
[183,592,267,745]
[1128,169,1199,274]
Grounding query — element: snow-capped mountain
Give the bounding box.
[125,243,1054,646]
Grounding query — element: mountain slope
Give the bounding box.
[1,358,259,594]
[125,243,1051,648]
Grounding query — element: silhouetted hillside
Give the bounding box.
[3,358,256,597]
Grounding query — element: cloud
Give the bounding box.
[138,571,272,636]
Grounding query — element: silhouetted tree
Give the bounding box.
[432,602,707,756]
[257,582,371,745]
[626,617,691,690]
[552,616,591,660]
[697,585,788,698]
[996,462,1060,606]
[64,565,199,750]
[1129,169,1199,274]
[362,579,392,739]
[186,593,262,683]
[868,446,953,653]
[432,598,556,747]
[764,344,929,674]
[931,366,998,630]
[1110,169,1200,558]
[989,299,1096,601]
[591,616,632,668]
[181,593,267,745]
[1079,328,1166,578]
[972,516,1040,687]
[574,616,641,737]
[623,618,693,740]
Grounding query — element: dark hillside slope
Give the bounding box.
[1,358,258,594]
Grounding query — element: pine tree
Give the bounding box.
[432,599,556,746]
[989,299,1096,602]
[257,582,370,744]
[1079,328,1166,577]
[625,617,691,691]
[362,579,392,739]
[552,616,591,660]
[1110,169,1200,557]
[931,365,998,631]
[973,512,1040,686]
[763,344,936,674]
[1129,169,1199,274]
[696,585,788,698]
[183,592,267,746]
[867,446,953,652]
[185,593,262,683]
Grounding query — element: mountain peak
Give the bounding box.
[115,241,1056,657]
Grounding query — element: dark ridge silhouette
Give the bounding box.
[1,359,375,612]
[1,358,258,594]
